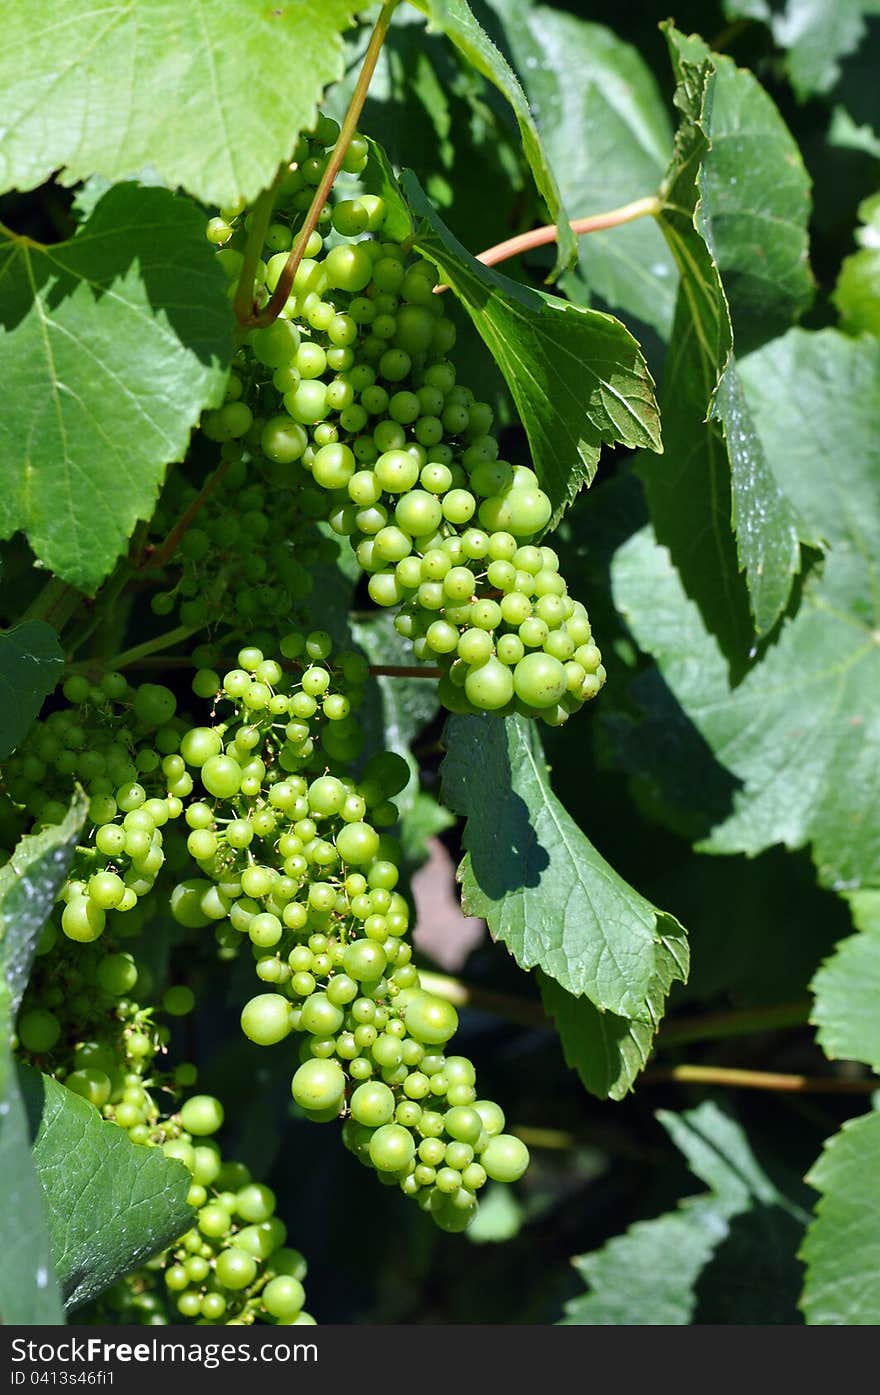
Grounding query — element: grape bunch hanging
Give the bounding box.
[4,113,606,1325]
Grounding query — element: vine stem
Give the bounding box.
[248,0,401,329]
[436,195,662,289]
[66,625,201,675]
[22,577,83,632]
[147,456,234,571]
[645,1064,877,1095]
[232,176,283,325]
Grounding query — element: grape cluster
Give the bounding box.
[195,124,605,723]
[159,634,529,1231]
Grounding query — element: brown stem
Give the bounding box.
[435,195,662,291]
[645,1064,877,1095]
[250,0,400,329]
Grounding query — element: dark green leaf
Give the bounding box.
[481,0,676,336]
[612,327,880,889]
[811,891,880,1070]
[0,622,64,761]
[414,0,576,276]
[0,0,357,205]
[563,1101,808,1325]
[406,174,662,522]
[0,804,86,1326]
[643,27,803,652]
[22,1068,193,1311]
[1,794,87,1016]
[0,184,232,593]
[800,1111,880,1324]
[539,968,681,1102]
[441,713,687,1025]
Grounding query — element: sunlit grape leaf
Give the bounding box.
[773,0,880,100]
[0,806,84,1326]
[441,713,687,1024]
[482,0,677,336]
[563,1102,808,1324]
[811,891,880,1071]
[833,192,880,337]
[21,1068,193,1311]
[0,621,64,761]
[0,183,232,593]
[0,0,358,206]
[406,175,661,522]
[613,329,880,890]
[412,0,576,276]
[643,27,804,654]
[800,1111,880,1324]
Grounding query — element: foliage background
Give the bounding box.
[1,0,879,1325]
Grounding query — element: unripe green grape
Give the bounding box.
[18,1008,61,1054]
[335,821,380,865]
[200,754,242,799]
[97,952,138,995]
[350,1080,396,1127]
[324,243,373,293]
[241,993,293,1046]
[403,992,459,1045]
[62,895,106,943]
[180,727,223,768]
[65,1068,112,1108]
[481,1133,530,1183]
[215,1247,257,1290]
[473,1100,505,1136]
[513,652,567,708]
[465,656,513,712]
[291,1058,345,1113]
[263,1275,306,1320]
[181,1095,225,1138]
[368,1123,415,1173]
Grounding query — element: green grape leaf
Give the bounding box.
[800,1111,880,1324]
[0,806,85,1326]
[482,0,677,337]
[811,891,880,1071]
[441,713,687,1025]
[0,183,232,593]
[829,105,880,159]
[0,621,65,761]
[833,193,880,337]
[0,0,358,206]
[0,793,87,1017]
[563,1101,808,1325]
[412,0,576,277]
[21,1068,193,1311]
[612,328,880,890]
[772,0,880,101]
[538,963,685,1102]
[405,175,661,521]
[644,27,804,653]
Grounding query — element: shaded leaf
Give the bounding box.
[482,0,676,336]
[414,0,576,276]
[406,174,661,522]
[612,326,880,890]
[800,1111,880,1324]
[0,793,87,1017]
[0,0,357,206]
[833,192,880,337]
[773,0,880,101]
[811,890,880,1071]
[0,803,85,1325]
[563,1101,807,1324]
[0,621,64,761]
[441,713,687,1024]
[643,27,803,652]
[23,1068,193,1311]
[0,183,232,593]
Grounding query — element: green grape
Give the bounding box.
[18,1008,61,1054]
[291,1059,345,1113]
[263,1275,305,1320]
[402,992,459,1045]
[350,1080,395,1127]
[241,994,294,1046]
[481,1133,530,1183]
[368,1123,415,1173]
[181,1095,225,1137]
